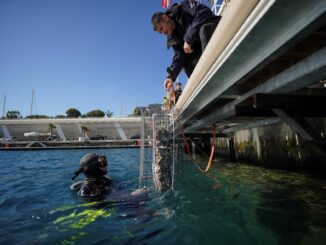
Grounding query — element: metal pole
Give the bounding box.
[152,114,156,174]
[2,95,6,118]
[139,109,145,185]
[30,90,34,115]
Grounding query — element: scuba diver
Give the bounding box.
[71,153,112,198]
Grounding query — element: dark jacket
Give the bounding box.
[165,0,220,81]
[175,89,182,103]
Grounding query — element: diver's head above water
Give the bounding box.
[72,153,108,180]
[71,153,149,200]
[71,153,112,198]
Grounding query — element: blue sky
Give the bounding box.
[0,0,211,117]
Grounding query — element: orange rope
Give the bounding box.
[165,98,169,111]
[164,82,217,173]
[176,113,216,173]
[170,84,176,104]
[165,81,177,111]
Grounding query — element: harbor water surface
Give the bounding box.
[0,149,326,244]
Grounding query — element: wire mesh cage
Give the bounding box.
[151,112,175,190]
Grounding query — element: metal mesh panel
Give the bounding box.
[138,114,155,187]
[152,112,175,190]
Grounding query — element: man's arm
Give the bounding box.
[164,44,184,90]
[166,45,184,82]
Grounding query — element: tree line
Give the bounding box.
[1,108,115,119]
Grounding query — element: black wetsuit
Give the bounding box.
[71,176,112,197]
[175,89,182,103]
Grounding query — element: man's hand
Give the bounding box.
[164,78,173,91]
[183,41,193,54]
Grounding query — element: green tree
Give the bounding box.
[133,108,141,117]
[106,110,114,118]
[84,109,105,118]
[25,114,49,119]
[66,108,81,118]
[80,126,89,137]
[6,110,21,119]
[48,123,56,136]
[55,114,66,118]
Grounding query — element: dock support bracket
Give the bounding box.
[273,109,326,156]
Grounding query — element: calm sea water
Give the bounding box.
[0,149,326,245]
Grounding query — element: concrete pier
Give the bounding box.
[170,0,326,172]
[215,119,326,171]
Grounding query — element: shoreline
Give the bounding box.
[0,140,151,151]
[0,145,148,151]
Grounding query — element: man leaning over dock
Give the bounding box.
[151,0,221,91]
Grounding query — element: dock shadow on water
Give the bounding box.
[0,149,326,244]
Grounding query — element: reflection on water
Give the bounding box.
[0,149,326,244]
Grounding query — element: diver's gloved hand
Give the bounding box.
[98,156,107,167]
[71,154,108,181]
[72,169,83,180]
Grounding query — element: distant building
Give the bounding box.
[131,103,163,117]
[147,103,163,115]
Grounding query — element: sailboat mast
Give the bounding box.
[2,95,6,118]
[30,90,34,115]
